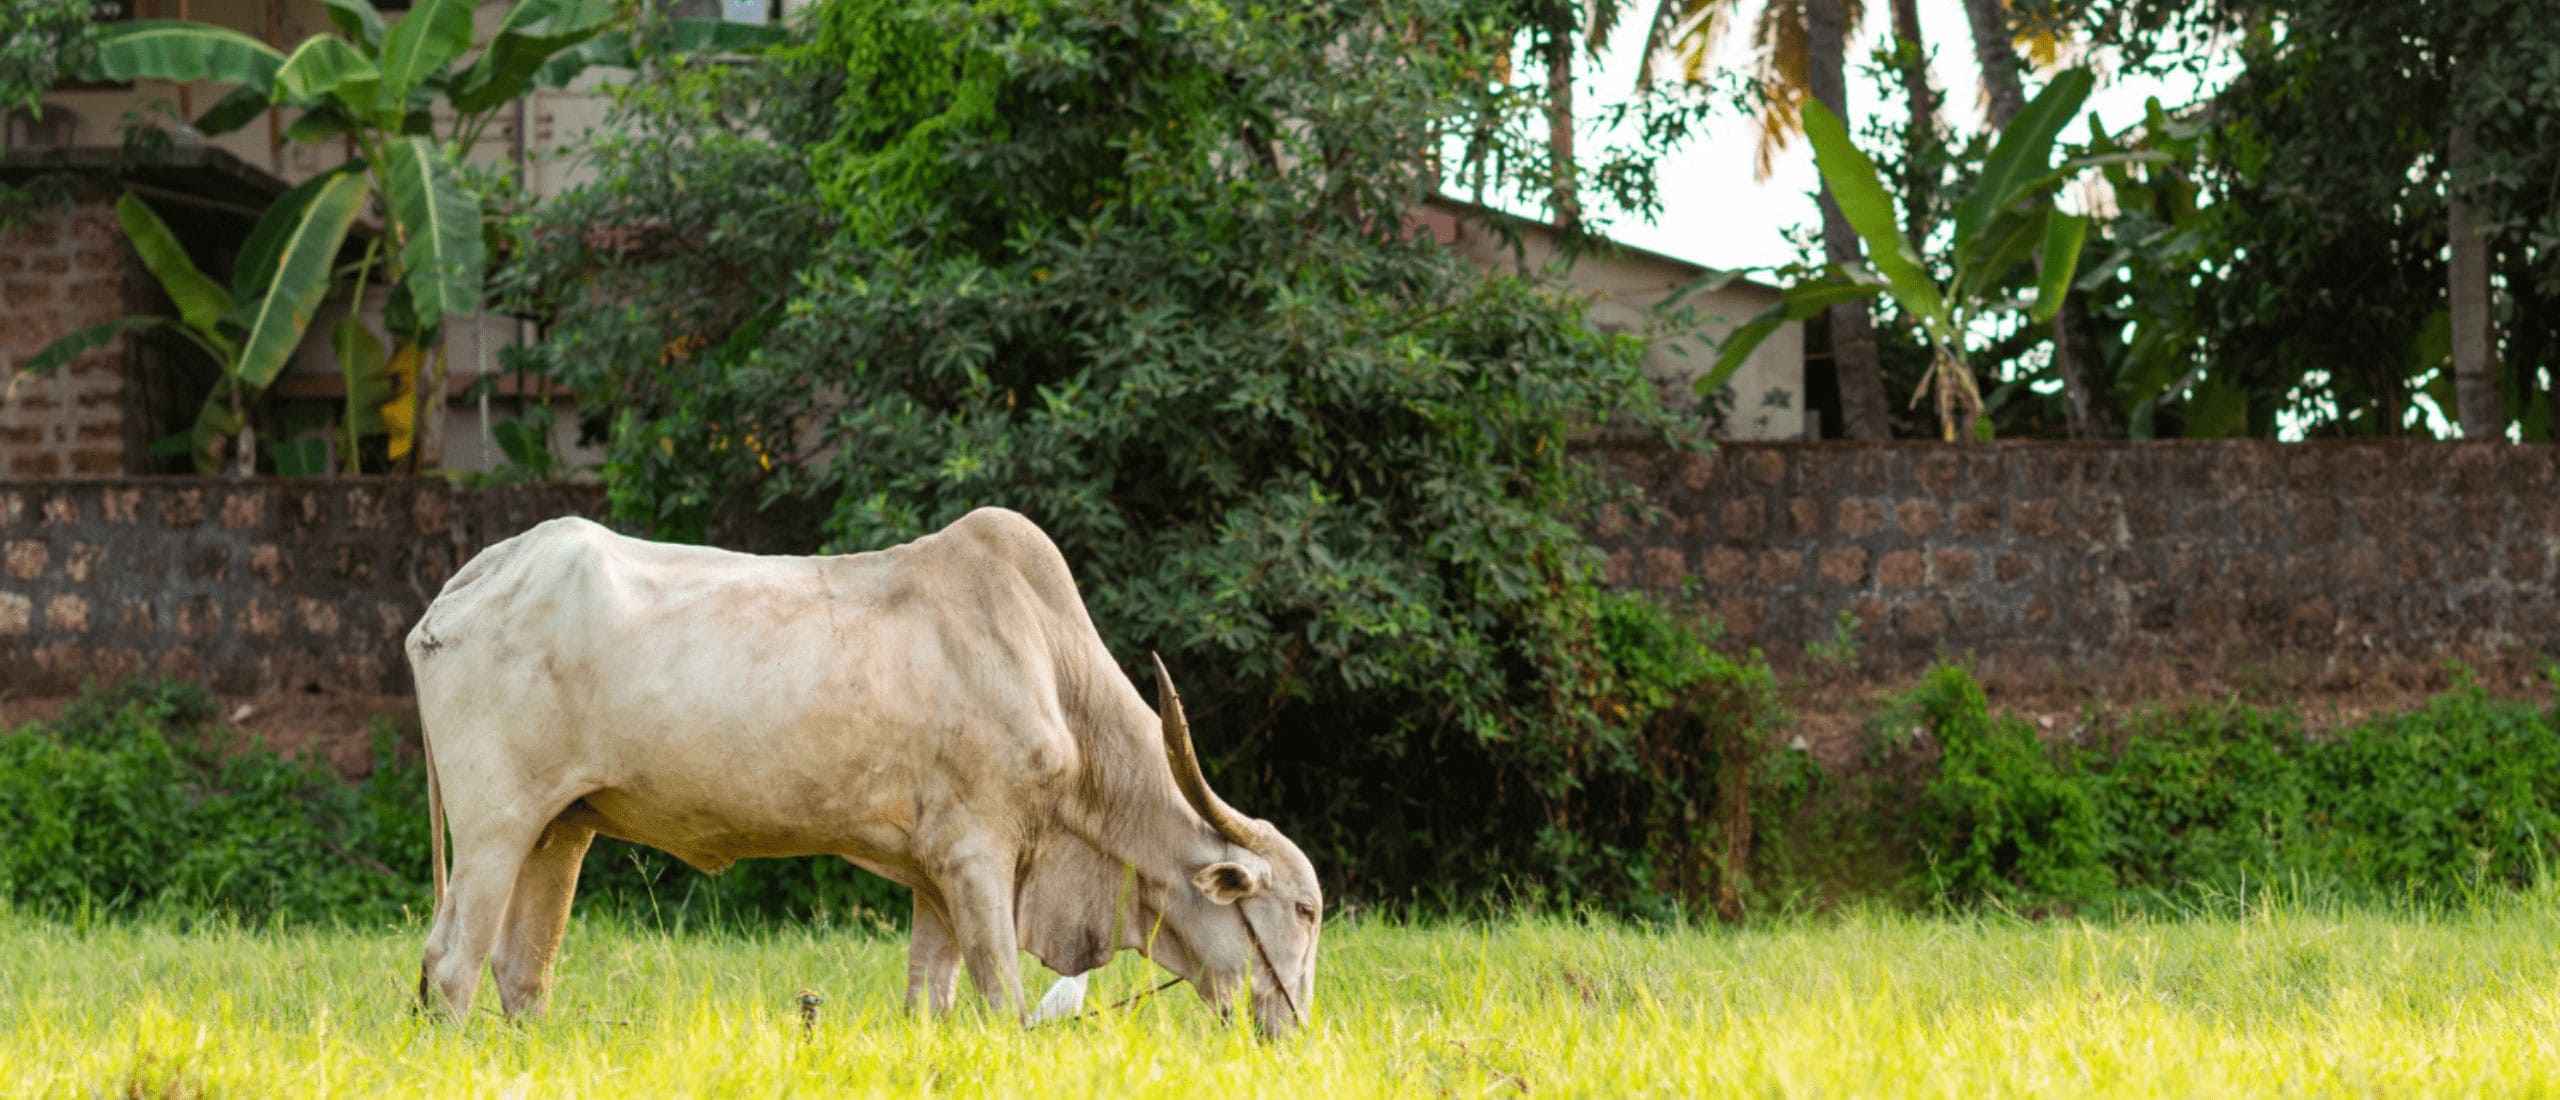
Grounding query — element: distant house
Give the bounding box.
[1412,196,1807,441]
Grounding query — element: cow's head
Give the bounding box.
[1147,655,1323,1038]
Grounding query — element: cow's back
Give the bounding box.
[404,511,1095,868]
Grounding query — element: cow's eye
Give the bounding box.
[1295,903,1318,923]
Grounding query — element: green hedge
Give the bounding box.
[1768,663,2560,915]
[6,667,2557,927]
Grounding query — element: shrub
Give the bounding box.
[0,681,905,928]
[1893,665,2112,911]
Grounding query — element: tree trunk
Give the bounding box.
[2448,122,2503,439]
[1889,0,1940,249]
[1807,0,1892,439]
[1963,0,2117,437]
[1543,12,1580,231]
[1962,0,2027,126]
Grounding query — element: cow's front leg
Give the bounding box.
[935,858,1026,1017]
[905,891,962,1014]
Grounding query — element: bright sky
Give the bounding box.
[1537,0,2233,273]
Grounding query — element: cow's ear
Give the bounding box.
[1191,861,1265,905]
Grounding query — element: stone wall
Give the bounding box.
[1,479,603,695]
[2,442,2555,700]
[1593,441,2560,686]
[0,195,139,477]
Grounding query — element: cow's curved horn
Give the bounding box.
[1153,652,1262,851]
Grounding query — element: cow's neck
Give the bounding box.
[1018,677,1233,974]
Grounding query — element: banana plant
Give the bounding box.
[1703,68,2157,441]
[22,189,371,474]
[71,0,779,471]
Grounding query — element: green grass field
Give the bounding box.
[9,899,2560,1097]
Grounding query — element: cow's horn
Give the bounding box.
[1153,652,1262,851]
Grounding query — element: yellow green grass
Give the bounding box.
[9,899,2560,1097]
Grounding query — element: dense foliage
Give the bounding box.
[503,0,1748,907]
[9,673,2559,925]
[1767,663,2560,914]
[0,0,98,115]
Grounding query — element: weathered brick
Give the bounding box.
[1995,552,2033,584]
[0,592,29,635]
[1787,497,1822,537]
[1755,549,1805,586]
[1932,548,1978,583]
[1700,547,1750,587]
[1641,547,1687,589]
[1711,596,1766,637]
[43,593,88,633]
[159,489,206,527]
[2012,499,2063,539]
[244,597,284,638]
[1718,498,1765,541]
[1591,504,1628,539]
[1894,500,1940,538]
[1893,600,1949,637]
[1836,498,1885,538]
[1952,501,2000,536]
[1603,549,1633,586]
[298,597,342,637]
[1678,450,1720,491]
[61,542,100,583]
[1818,547,1869,587]
[1740,449,1787,487]
[3,539,45,580]
[1878,550,1926,588]
[175,597,221,639]
[220,492,266,529]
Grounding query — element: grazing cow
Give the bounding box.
[405,508,1322,1036]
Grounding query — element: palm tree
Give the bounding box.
[1608,0,1901,439]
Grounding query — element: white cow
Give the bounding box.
[405,508,1322,1035]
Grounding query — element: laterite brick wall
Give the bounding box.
[1591,441,2560,681]
[0,480,603,695]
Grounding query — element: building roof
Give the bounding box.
[1417,193,1784,296]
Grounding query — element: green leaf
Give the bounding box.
[114,193,232,338]
[193,86,270,136]
[334,315,391,437]
[1953,206,2048,306]
[2029,211,2089,325]
[535,20,783,88]
[449,0,619,113]
[2184,375,2249,438]
[237,172,373,390]
[17,318,168,377]
[1800,98,1949,340]
[380,137,486,330]
[374,0,477,118]
[319,0,387,50]
[270,436,334,476]
[232,169,347,305]
[1953,67,2096,247]
[282,108,358,143]
[87,21,286,90]
[274,35,381,109]
[1700,277,1886,395]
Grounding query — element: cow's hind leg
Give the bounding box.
[492,817,597,1019]
[906,890,963,1014]
[421,810,549,1022]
